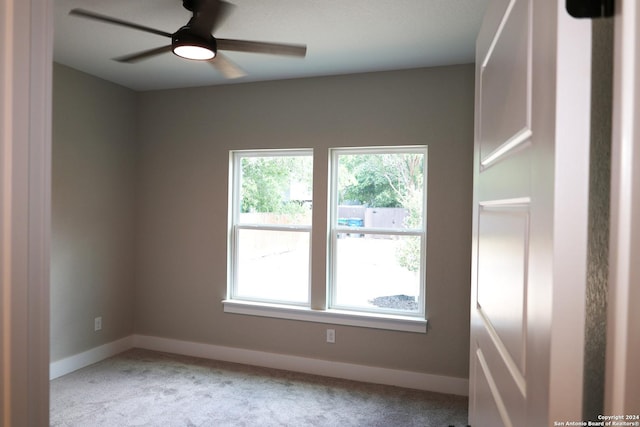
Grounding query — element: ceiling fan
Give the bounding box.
[69,0,307,79]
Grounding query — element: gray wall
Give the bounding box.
[51,63,137,361]
[135,65,475,378]
[50,63,474,378]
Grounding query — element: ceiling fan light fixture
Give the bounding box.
[173,44,215,60]
[172,27,216,61]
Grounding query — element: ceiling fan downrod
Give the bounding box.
[182,0,199,13]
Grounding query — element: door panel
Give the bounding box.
[476,314,526,425]
[479,0,531,165]
[477,205,529,374]
[473,349,512,427]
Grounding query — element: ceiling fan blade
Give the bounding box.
[217,39,307,57]
[69,9,173,38]
[114,45,173,63]
[191,0,235,39]
[210,53,247,79]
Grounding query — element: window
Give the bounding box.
[226,146,428,332]
[229,150,313,305]
[329,147,427,317]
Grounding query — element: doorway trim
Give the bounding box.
[0,0,52,425]
[606,0,640,413]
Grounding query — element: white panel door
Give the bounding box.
[469,1,592,425]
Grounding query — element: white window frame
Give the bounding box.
[228,149,313,306]
[224,146,428,333]
[328,146,428,318]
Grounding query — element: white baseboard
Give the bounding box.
[132,334,469,396]
[50,334,468,395]
[49,336,133,380]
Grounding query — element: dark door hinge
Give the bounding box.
[567,0,614,18]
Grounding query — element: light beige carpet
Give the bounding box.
[50,348,468,427]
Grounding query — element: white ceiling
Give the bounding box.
[54,0,489,91]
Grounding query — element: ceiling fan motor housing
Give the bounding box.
[172,26,217,60]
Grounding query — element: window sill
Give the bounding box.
[222,300,427,333]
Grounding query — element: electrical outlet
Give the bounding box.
[326,328,335,343]
[94,316,102,332]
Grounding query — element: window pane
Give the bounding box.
[336,152,424,230]
[240,155,312,226]
[235,229,309,304]
[333,234,422,313]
